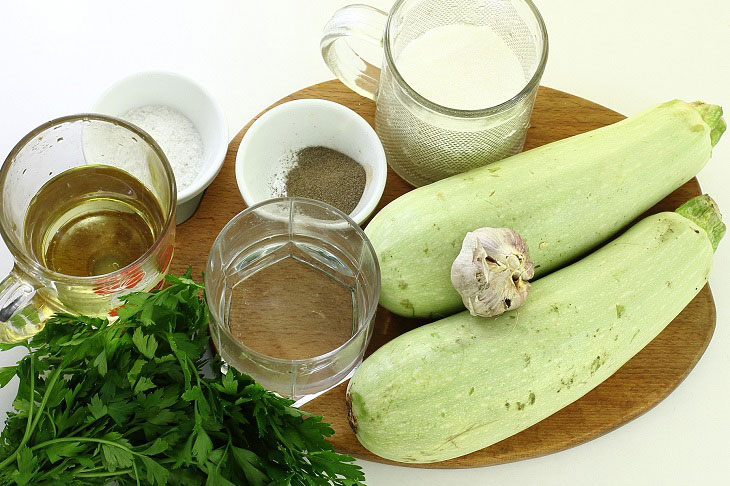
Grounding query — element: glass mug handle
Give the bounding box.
[0,269,46,343]
[320,5,388,101]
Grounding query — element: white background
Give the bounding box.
[0,1,728,484]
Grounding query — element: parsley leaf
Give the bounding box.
[92,350,108,377]
[140,455,170,486]
[87,394,108,420]
[0,366,17,388]
[132,328,159,359]
[44,441,86,463]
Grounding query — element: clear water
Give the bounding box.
[221,239,360,360]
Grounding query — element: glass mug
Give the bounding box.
[321,0,548,187]
[0,114,176,343]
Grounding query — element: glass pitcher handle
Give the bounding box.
[0,269,46,343]
[320,5,388,101]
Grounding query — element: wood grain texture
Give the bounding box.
[170,80,716,468]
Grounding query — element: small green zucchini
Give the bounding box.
[347,196,725,464]
[365,101,725,318]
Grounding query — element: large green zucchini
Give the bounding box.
[365,100,725,318]
[347,196,724,463]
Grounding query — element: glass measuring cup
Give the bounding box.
[321,0,548,187]
[0,115,176,343]
[206,198,380,405]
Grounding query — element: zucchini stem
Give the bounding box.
[691,102,726,146]
[676,195,726,251]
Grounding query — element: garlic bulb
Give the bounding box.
[450,228,534,318]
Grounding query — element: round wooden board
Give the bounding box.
[170,80,716,468]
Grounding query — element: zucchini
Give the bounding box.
[347,196,724,463]
[366,100,725,318]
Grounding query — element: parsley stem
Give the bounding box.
[24,352,35,424]
[75,468,133,478]
[213,442,229,476]
[36,458,75,481]
[25,362,66,437]
[30,437,140,457]
[0,349,36,470]
[132,458,141,486]
[125,424,143,436]
[65,413,107,438]
[25,350,35,440]
[44,410,57,437]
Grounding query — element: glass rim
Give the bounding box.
[205,197,381,366]
[0,113,177,284]
[383,0,549,118]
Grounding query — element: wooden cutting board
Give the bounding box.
[170,80,716,468]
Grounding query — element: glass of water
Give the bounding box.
[205,198,380,405]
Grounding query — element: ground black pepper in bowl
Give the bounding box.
[284,146,367,214]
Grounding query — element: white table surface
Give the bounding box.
[0,1,728,484]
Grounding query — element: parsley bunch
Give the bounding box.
[0,272,365,485]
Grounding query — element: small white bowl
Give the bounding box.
[235,99,387,225]
[93,71,228,224]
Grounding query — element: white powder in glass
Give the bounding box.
[121,105,204,191]
[396,24,527,110]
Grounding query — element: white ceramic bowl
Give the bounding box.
[235,99,387,225]
[93,71,228,224]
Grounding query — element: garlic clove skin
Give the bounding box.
[450,227,534,318]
